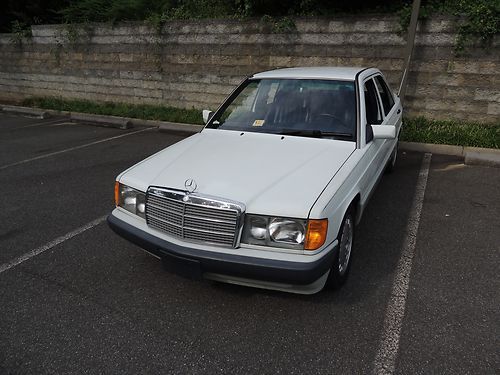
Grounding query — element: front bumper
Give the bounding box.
[107,213,336,286]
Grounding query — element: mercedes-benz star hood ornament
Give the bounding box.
[184,178,197,194]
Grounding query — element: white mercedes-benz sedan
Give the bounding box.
[108,67,402,294]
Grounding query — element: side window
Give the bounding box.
[364,79,383,125]
[374,76,395,116]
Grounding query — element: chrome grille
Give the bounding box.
[145,187,244,247]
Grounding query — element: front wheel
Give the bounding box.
[325,209,355,289]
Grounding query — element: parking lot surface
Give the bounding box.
[0,113,498,374]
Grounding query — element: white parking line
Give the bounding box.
[46,122,74,127]
[0,215,107,274]
[372,152,432,375]
[0,127,154,171]
[16,118,68,129]
[0,118,67,131]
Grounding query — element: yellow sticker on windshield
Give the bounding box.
[252,119,265,127]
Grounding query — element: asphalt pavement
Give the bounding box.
[0,113,498,374]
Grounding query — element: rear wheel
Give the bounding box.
[326,208,355,289]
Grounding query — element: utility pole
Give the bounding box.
[398,0,421,106]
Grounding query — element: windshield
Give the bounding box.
[207,79,356,140]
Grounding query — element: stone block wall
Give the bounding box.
[0,16,498,122]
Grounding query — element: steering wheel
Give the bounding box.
[315,113,349,131]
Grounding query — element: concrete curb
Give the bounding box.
[464,147,500,168]
[400,141,463,156]
[68,112,201,133]
[70,112,132,129]
[1,105,50,119]
[400,141,500,168]
[131,118,202,134]
[0,105,202,133]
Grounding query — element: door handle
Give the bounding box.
[397,109,401,114]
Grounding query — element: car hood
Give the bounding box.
[119,129,355,218]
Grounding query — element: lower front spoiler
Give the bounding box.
[107,213,336,287]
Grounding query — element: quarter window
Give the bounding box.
[374,76,395,116]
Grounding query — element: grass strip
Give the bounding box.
[400,117,499,149]
[22,97,205,125]
[22,97,499,149]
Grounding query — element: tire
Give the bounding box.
[385,141,398,174]
[325,208,355,289]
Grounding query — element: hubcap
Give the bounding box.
[338,216,353,275]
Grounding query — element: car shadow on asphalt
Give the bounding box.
[206,151,425,304]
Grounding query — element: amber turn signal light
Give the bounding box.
[114,181,120,206]
[304,219,328,250]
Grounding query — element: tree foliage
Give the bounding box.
[398,0,499,52]
[0,0,411,32]
[0,0,68,32]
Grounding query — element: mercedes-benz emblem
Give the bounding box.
[184,178,197,193]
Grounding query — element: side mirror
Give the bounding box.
[202,109,214,124]
[372,125,396,140]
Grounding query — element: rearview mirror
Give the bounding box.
[372,125,396,140]
[202,109,214,124]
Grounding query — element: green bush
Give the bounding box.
[23,97,204,125]
[9,20,33,45]
[401,117,500,149]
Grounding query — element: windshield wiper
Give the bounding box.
[276,129,353,139]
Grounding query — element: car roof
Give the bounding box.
[252,67,369,81]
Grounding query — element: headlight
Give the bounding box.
[241,215,307,250]
[241,214,328,250]
[114,182,146,219]
[269,218,305,244]
[248,216,267,240]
